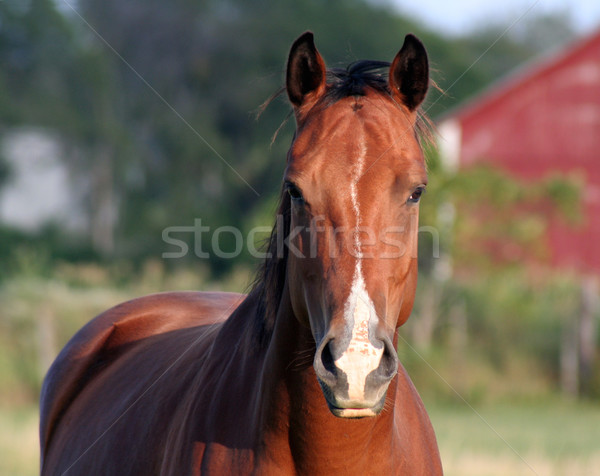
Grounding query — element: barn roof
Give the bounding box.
[439,28,600,123]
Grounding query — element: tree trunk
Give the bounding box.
[90,146,117,255]
[38,306,56,377]
[560,275,599,398]
[412,279,438,349]
[560,315,579,398]
[579,275,599,396]
[448,298,467,352]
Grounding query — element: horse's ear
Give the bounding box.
[389,34,429,112]
[286,32,327,109]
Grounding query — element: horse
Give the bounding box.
[40,32,442,475]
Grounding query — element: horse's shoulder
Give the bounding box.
[39,290,245,453]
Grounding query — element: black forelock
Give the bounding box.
[324,60,392,102]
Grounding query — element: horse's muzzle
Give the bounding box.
[313,334,398,418]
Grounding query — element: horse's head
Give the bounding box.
[283,32,429,418]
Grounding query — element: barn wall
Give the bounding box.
[443,31,600,272]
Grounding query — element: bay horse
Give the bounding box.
[40,32,442,475]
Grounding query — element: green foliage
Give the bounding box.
[0,0,576,275]
[0,260,254,405]
[405,270,582,403]
[0,225,99,282]
[419,147,582,274]
[409,146,589,400]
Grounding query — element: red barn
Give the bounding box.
[438,29,600,273]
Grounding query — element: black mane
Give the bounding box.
[249,184,290,348]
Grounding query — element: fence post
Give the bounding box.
[579,275,599,395]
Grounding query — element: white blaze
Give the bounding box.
[334,140,384,402]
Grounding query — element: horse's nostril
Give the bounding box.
[379,340,399,379]
[320,340,337,375]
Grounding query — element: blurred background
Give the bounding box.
[1,1,599,475]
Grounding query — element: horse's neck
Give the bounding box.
[255,287,399,474]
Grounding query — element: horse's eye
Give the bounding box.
[285,182,304,202]
[408,186,425,203]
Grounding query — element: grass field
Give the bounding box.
[430,399,600,476]
[3,399,599,475]
[0,405,39,476]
